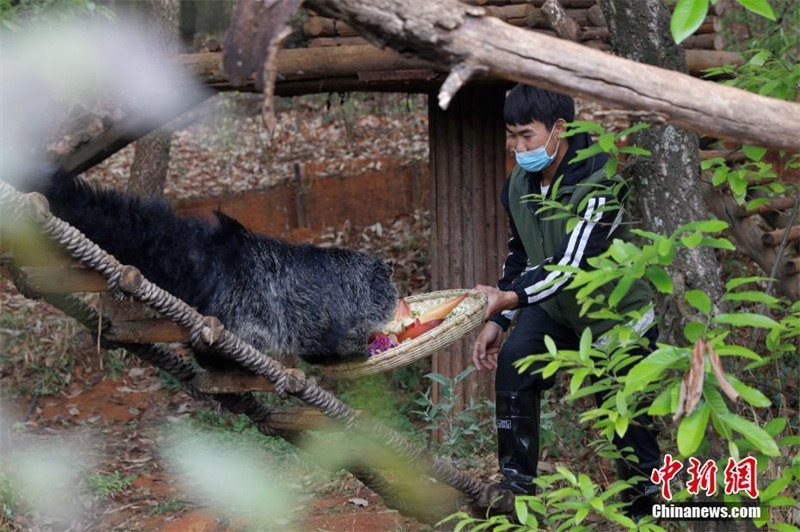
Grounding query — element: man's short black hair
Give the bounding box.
[504,84,575,129]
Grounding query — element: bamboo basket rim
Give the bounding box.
[321,289,487,380]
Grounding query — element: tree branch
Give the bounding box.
[308,0,800,150]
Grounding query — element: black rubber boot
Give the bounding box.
[617,459,660,520]
[496,391,540,496]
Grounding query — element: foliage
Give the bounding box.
[147,497,185,515]
[86,470,137,499]
[670,0,776,44]
[413,367,495,466]
[0,0,113,30]
[441,465,662,531]
[444,112,799,528]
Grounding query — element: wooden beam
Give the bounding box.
[307,0,800,150]
[192,369,277,393]
[105,318,189,343]
[184,46,742,93]
[20,266,108,293]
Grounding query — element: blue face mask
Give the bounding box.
[514,126,560,173]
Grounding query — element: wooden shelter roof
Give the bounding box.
[184,0,742,95]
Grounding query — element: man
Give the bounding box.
[472,84,660,515]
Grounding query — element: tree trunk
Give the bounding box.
[126,0,180,198]
[599,0,724,343]
[109,0,181,327]
[428,85,507,411]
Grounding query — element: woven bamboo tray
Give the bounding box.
[322,289,487,380]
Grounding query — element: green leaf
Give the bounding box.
[725,276,772,290]
[515,497,529,525]
[748,50,771,67]
[713,344,762,361]
[727,376,771,407]
[579,328,592,364]
[615,416,630,438]
[722,291,780,306]
[599,133,615,152]
[618,122,651,138]
[624,347,690,394]
[681,232,703,247]
[713,313,780,329]
[742,144,768,161]
[648,383,678,415]
[646,265,673,294]
[736,0,776,20]
[683,321,705,342]
[570,367,591,395]
[712,166,729,186]
[720,412,780,456]
[685,290,712,315]
[544,335,558,355]
[618,145,650,156]
[677,402,710,455]
[671,0,710,44]
[609,276,634,307]
[680,219,730,233]
[763,417,785,437]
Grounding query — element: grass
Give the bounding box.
[148,497,185,515]
[86,471,138,499]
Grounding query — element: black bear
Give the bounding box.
[32,169,398,367]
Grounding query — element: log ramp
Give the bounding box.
[0,180,513,523]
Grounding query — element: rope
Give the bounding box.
[0,180,495,513]
[3,261,457,522]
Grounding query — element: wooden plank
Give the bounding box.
[21,266,108,293]
[105,319,189,344]
[428,86,507,412]
[192,369,277,393]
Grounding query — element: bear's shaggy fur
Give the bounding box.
[41,170,398,367]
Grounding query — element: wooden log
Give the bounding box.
[307,36,370,47]
[303,16,359,37]
[685,50,744,73]
[701,181,798,299]
[192,369,276,393]
[307,0,800,151]
[762,224,800,247]
[580,26,608,41]
[699,148,745,162]
[303,15,335,36]
[21,266,108,293]
[541,0,580,41]
[484,4,533,20]
[786,257,800,276]
[683,33,716,50]
[748,196,797,216]
[587,4,605,27]
[105,318,189,343]
[263,406,345,431]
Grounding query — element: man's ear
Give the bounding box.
[554,118,567,137]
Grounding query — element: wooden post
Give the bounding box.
[428,84,508,411]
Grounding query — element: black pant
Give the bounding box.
[495,304,661,475]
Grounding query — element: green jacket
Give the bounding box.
[490,132,652,338]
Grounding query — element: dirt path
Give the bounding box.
[4,365,423,531]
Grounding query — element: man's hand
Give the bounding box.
[472,284,519,321]
[472,322,503,371]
